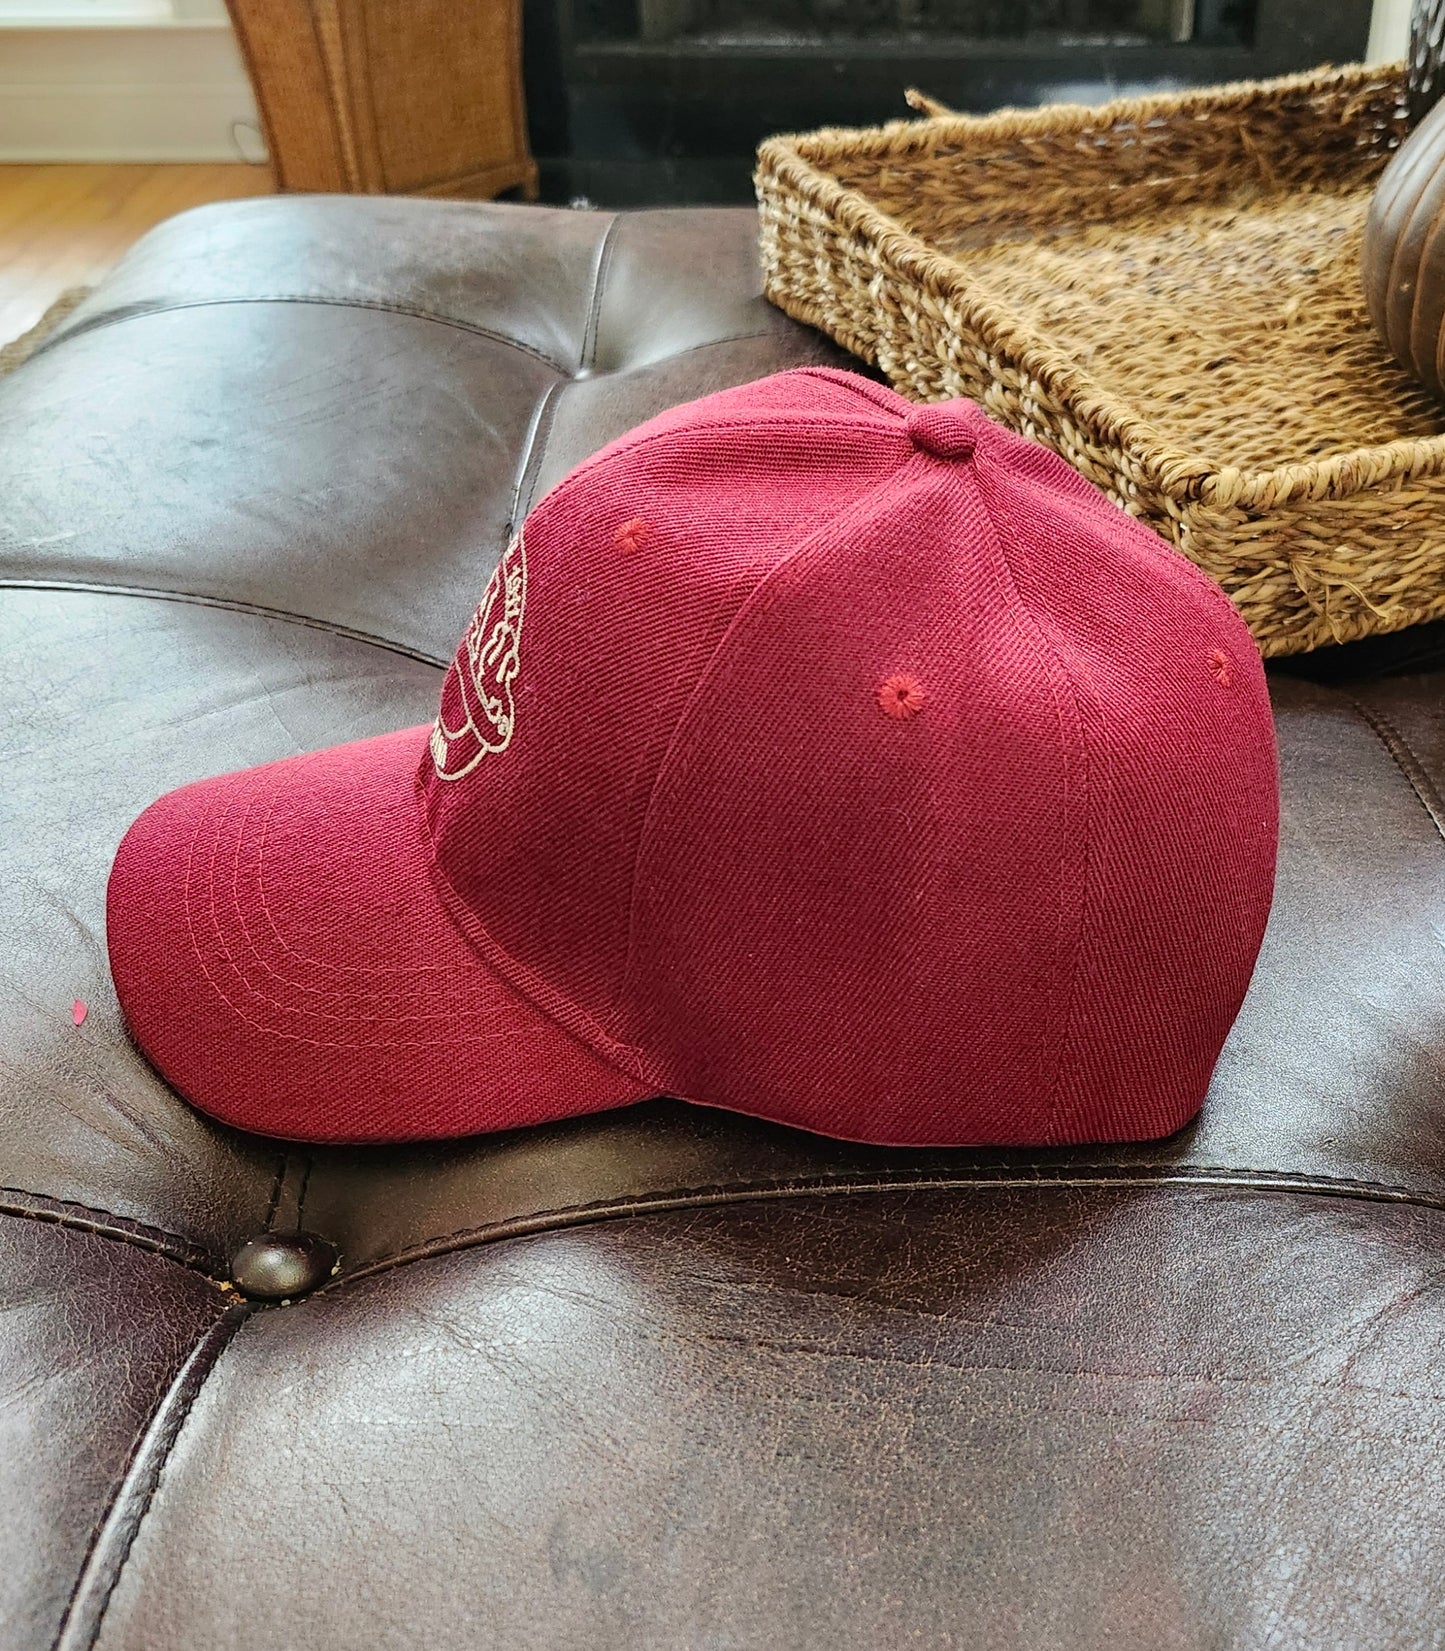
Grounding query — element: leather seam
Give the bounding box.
[507,379,565,530]
[0,581,452,668]
[55,1377,189,1651]
[31,295,577,376]
[318,1163,1445,1293]
[262,1152,287,1232]
[53,1305,252,1651]
[580,213,622,371]
[0,1188,218,1277]
[295,1157,314,1233]
[422,323,787,537]
[1345,693,1445,842]
[620,327,777,366]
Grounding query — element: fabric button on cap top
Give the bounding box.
[107,367,1279,1152]
[905,399,981,459]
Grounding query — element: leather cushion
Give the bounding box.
[5,198,1445,1650]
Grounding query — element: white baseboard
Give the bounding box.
[0,21,265,162]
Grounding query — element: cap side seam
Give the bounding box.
[967,454,1101,1148]
[610,457,937,1035]
[405,418,912,1087]
[408,756,664,1084]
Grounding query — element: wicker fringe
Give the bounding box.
[0,287,91,378]
[756,62,1441,658]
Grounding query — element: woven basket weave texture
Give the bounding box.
[757,64,1441,657]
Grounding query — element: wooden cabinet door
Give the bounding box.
[227,0,538,199]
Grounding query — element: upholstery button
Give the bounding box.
[905,400,979,460]
[230,1232,339,1301]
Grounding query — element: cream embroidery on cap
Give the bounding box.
[430,532,527,780]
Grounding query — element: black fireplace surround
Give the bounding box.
[523,0,1370,204]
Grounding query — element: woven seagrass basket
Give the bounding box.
[755,62,1445,658]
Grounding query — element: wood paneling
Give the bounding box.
[224,0,536,198]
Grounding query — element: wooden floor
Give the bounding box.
[0,163,274,345]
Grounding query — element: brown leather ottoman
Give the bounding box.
[3,197,1444,1651]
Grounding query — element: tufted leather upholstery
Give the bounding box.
[4,197,1445,1651]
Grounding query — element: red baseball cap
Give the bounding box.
[107,368,1278,1147]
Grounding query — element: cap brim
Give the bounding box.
[106,727,648,1143]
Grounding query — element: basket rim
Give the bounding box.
[760,60,1399,172]
[755,60,1445,513]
